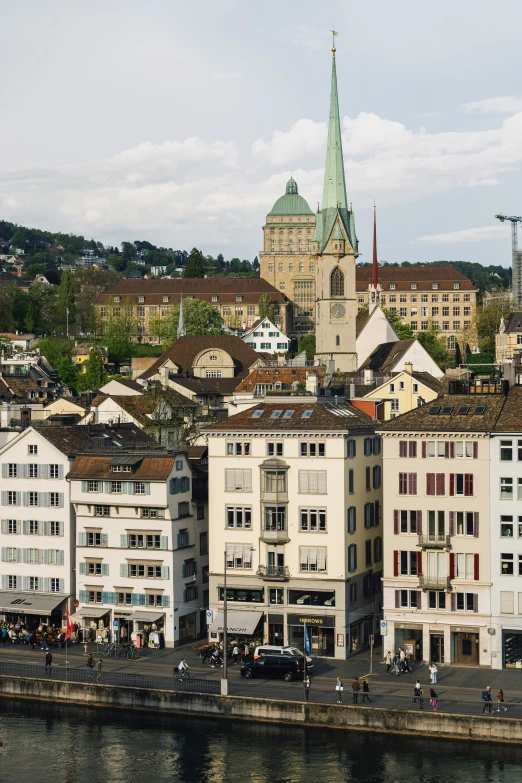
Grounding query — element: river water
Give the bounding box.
[0,698,520,783]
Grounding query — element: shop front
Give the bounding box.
[208,610,264,646]
[0,591,66,632]
[130,611,165,648]
[394,622,423,660]
[451,625,479,665]
[287,613,335,657]
[502,629,522,669]
[113,609,134,645]
[72,606,111,642]
[267,613,284,645]
[429,628,445,663]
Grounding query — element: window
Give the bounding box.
[500,553,514,576]
[95,506,110,517]
[455,511,475,536]
[263,506,286,530]
[348,544,357,573]
[365,539,372,566]
[300,442,325,457]
[49,521,61,536]
[428,591,446,610]
[87,562,102,576]
[200,532,208,555]
[500,440,513,461]
[28,492,39,506]
[262,470,286,493]
[225,470,252,492]
[8,464,17,478]
[49,464,61,479]
[134,482,146,495]
[398,510,418,534]
[269,588,284,605]
[347,440,356,458]
[426,473,445,495]
[29,577,40,591]
[399,441,417,458]
[226,544,253,570]
[400,308,407,317]
[456,553,475,579]
[300,508,326,532]
[373,465,381,489]
[501,477,513,500]
[141,508,165,519]
[349,583,357,604]
[330,267,344,297]
[6,520,18,535]
[364,438,373,456]
[390,283,396,290]
[374,536,382,563]
[300,547,327,572]
[450,474,473,497]
[87,532,102,547]
[6,576,17,590]
[399,550,419,576]
[365,467,371,491]
[398,590,419,609]
[390,399,399,412]
[28,464,38,478]
[267,442,283,457]
[28,520,39,535]
[49,493,60,507]
[455,592,476,612]
[364,502,379,527]
[28,445,37,455]
[347,507,356,533]
[348,469,354,494]
[501,515,514,537]
[206,370,223,378]
[298,471,327,493]
[398,473,417,495]
[218,587,264,603]
[227,506,252,529]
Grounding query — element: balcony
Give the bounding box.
[417,534,451,550]
[260,528,290,544]
[257,565,290,581]
[419,575,452,592]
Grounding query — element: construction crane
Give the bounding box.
[495,213,522,306]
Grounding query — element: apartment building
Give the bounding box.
[69,449,208,647]
[379,392,504,666]
[204,400,383,659]
[495,312,522,364]
[96,279,289,341]
[242,318,291,354]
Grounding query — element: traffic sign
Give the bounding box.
[380,620,387,636]
[206,610,213,621]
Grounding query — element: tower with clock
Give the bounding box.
[313,41,358,372]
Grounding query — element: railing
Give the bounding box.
[256,565,290,580]
[417,534,451,550]
[419,574,452,591]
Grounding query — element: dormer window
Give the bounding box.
[389,283,396,290]
[411,283,417,290]
[453,283,460,289]
[163,296,169,303]
[432,283,439,290]
[236,295,243,302]
[111,465,132,473]
[138,296,145,303]
[212,296,218,302]
[114,296,121,303]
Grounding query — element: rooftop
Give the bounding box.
[359,340,415,373]
[356,265,475,291]
[205,401,376,433]
[140,335,261,381]
[379,393,507,433]
[97,278,287,305]
[67,454,177,481]
[33,423,159,456]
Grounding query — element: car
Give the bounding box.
[240,654,305,682]
[253,645,314,669]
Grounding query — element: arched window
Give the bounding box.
[336,334,340,346]
[331,266,344,297]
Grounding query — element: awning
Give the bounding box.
[209,610,263,635]
[129,611,165,623]
[0,592,64,616]
[72,607,110,619]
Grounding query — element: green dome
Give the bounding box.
[268,178,314,217]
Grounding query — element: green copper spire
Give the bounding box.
[322,54,347,211]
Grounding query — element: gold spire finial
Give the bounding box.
[330,28,338,57]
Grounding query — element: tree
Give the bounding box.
[253,256,260,272]
[297,334,316,360]
[183,248,206,278]
[216,253,225,270]
[37,337,74,369]
[258,293,275,323]
[56,270,76,335]
[150,298,224,342]
[10,286,30,331]
[476,292,515,352]
[28,283,58,333]
[24,301,35,333]
[121,241,137,262]
[56,355,79,394]
[104,319,135,364]
[0,287,15,332]
[416,326,451,370]
[383,308,414,340]
[78,347,107,391]
[74,267,122,336]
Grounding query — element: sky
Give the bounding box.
[1,0,522,266]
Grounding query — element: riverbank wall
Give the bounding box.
[0,675,520,745]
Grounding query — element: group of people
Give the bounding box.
[481,686,508,714]
[0,621,65,649]
[200,642,253,666]
[384,648,415,675]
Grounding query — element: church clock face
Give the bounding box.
[331,303,346,319]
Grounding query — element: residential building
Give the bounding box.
[99,379,144,397]
[496,312,522,364]
[379,390,505,666]
[359,340,444,381]
[359,363,442,421]
[69,448,208,647]
[0,333,36,351]
[242,318,291,354]
[204,400,383,659]
[150,265,167,277]
[71,344,109,372]
[355,308,398,369]
[96,279,289,341]
[231,368,326,414]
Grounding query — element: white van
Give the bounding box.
[254,645,314,669]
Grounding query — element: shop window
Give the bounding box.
[269,588,284,605]
[218,587,264,603]
[288,589,335,607]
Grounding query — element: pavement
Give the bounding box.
[1,642,522,702]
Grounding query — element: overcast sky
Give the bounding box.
[1,0,522,266]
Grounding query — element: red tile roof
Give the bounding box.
[356,265,475,292]
[97,278,287,306]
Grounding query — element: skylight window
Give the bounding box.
[282,410,294,419]
[270,410,283,419]
[251,410,263,418]
[302,410,313,419]
[457,406,470,415]
[428,406,440,415]
[440,406,453,415]
[474,406,487,414]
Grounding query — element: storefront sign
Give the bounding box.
[114,611,133,619]
[450,626,479,633]
[397,623,423,631]
[267,614,284,623]
[336,633,344,647]
[287,614,335,628]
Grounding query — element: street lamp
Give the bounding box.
[221,546,254,697]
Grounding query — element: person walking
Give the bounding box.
[30,632,36,651]
[304,675,311,701]
[96,659,103,683]
[232,645,240,664]
[335,677,344,704]
[413,679,421,706]
[87,653,95,680]
[243,643,249,663]
[361,678,371,704]
[429,662,438,684]
[44,650,52,675]
[352,677,360,704]
[429,688,438,711]
[482,686,493,714]
[403,652,412,674]
[399,647,405,672]
[385,651,392,673]
[497,688,508,713]
[391,653,400,676]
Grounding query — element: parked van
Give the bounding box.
[254,645,313,669]
[241,655,304,682]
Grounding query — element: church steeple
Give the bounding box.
[322,50,348,212]
[368,202,382,313]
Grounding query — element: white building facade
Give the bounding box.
[243,319,291,354]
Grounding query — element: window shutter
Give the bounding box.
[474,553,480,581]
[0,521,5,535]
[393,510,399,535]
[22,520,28,535]
[225,470,234,491]
[465,474,473,496]
[161,566,170,579]
[417,511,422,534]
[60,550,64,565]
[162,596,170,608]
[22,492,27,507]
[0,576,4,589]
[127,482,135,496]
[82,480,88,492]
[473,594,478,613]
[78,532,86,546]
[426,474,434,495]
[436,474,445,495]
[58,494,64,508]
[160,536,168,550]
[102,563,109,576]
[1,548,6,562]
[103,481,110,494]
[0,492,6,505]
[416,551,422,576]
[79,562,86,575]
[445,442,450,458]
[21,548,27,563]
[399,441,407,458]
[1,465,6,479]
[143,482,150,495]
[449,474,455,496]
[451,593,456,611]
[299,471,309,493]
[19,464,27,479]
[421,441,427,458]
[473,513,479,538]
[101,534,108,547]
[169,478,175,494]
[395,589,400,608]
[120,534,129,548]
[393,550,399,577]
[120,564,129,578]
[122,482,128,494]
[243,471,252,491]
[43,550,49,564]
[449,552,455,580]
[449,442,455,458]
[58,465,64,480]
[79,590,87,603]
[473,442,478,459]
[449,512,455,537]
[317,471,326,493]
[42,578,50,593]
[416,591,422,610]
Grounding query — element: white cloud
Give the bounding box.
[211,71,241,80]
[414,111,442,119]
[292,25,329,53]
[252,118,327,166]
[462,96,522,114]
[416,226,509,244]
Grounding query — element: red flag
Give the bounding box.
[64,606,73,641]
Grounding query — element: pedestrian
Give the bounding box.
[44,650,52,674]
[335,677,344,704]
[96,659,102,683]
[399,647,405,672]
[87,653,95,680]
[418,687,425,710]
[413,679,421,706]
[482,685,493,714]
[232,645,240,664]
[385,650,392,673]
[403,652,412,674]
[429,661,438,684]
[243,643,249,662]
[352,677,360,704]
[304,675,311,701]
[30,632,36,651]
[429,688,438,711]
[41,633,49,651]
[361,678,371,704]
[496,688,508,713]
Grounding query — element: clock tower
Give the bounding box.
[314,42,358,372]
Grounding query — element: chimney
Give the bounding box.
[306,372,318,395]
[404,361,413,374]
